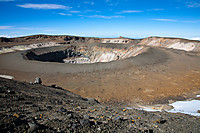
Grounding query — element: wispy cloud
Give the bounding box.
[58,13,72,16]
[182,20,198,23]
[87,15,123,19]
[0,26,54,30]
[84,1,94,5]
[0,0,15,2]
[152,19,177,22]
[17,4,70,10]
[0,0,14,1]
[0,26,33,30]
[147,9,164,11]
[69,11,81,13]
[0,26,13,29]
[117,10,143,14]
[105,0,119,6]
[152,9,164,11]
[85,10,101,13]
[186,2,200,8]
[152,19,198,23]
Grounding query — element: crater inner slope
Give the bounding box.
[25,44,146,64]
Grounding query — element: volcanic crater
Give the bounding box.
[25,44,146,64]
[0,35,200,104]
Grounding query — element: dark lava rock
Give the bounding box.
[59,107,67,112]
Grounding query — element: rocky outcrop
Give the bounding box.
[25,45,146,64]
[139,36,200,52]
[0,42,60,54]
[0,35,139,46]
[0,35,102,44]
[1,35,200,53]
[0,37,11,42]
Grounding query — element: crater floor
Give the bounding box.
[0,36,200,105]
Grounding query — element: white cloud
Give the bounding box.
[152,19,177,22]
[0,35,18,38]
[69,11,81,13]
[147,9,164,11]
[58,13,72,16]
[0,26,13,29]
[17,4,70,10]
[181,20,197,23]
[84,1,94,5]
[87,15,123,19]
[186,37,200,41]
[0,35,10,38]
[85,10,100,12]
[186,2,200,8]
[117,10,143,14]
[0,0,14,1]
[152,19,199,23]
[152,9,164,11]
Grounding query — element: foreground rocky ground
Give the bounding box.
[0,78,200,133]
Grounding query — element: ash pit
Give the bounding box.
[25,44,146,64]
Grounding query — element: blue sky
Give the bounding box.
[0,0,200,39]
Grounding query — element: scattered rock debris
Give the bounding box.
[0,78,200,132]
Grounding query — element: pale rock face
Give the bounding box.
[0,42,60,54]
[101,39,129,43]
[139,37,200,52]
[63,46,146,64]
[167,42,195,51]
[1,36,200,56]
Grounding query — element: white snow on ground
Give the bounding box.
[0,75,14,79]
[138,107,162,112]
[168,100,200,116]
[126,95,200,116]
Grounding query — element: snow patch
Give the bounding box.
[0,75,14,79]
[126,95,200,116]
[169,100,200,116]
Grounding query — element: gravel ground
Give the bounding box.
[0,78,200,133]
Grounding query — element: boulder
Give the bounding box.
[34,77,42,84]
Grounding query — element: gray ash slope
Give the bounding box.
[0,78,200,133]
